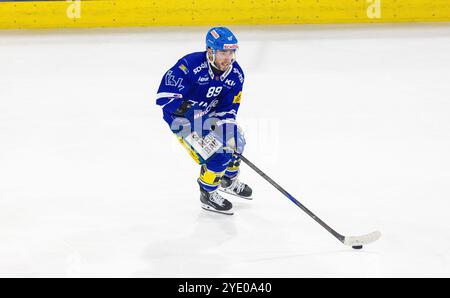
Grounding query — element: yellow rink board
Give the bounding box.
[0,0,449,29]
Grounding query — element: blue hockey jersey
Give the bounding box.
[156,51,244,128]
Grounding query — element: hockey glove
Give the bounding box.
[173,100,196,119]
[211,120,246,154]
[170,100,204,137]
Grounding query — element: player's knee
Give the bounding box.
[198,165,225,191]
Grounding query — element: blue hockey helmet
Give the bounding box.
[206,27,239,52]
[206,27,238,70]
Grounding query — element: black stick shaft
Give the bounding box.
[237,154,345,243]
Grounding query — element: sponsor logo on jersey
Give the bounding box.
[233,91,242,104]
[225,79,236,87]
[211,30,220,39]
[193,62,208,75]
[194,99,219,120]
[223,43,238,50]
[198,75,209,84]
[178,64,189,74]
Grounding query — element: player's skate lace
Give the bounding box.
[229,178,246,194]
[210,191,226,207]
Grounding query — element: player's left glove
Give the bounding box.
[211,120,246,154]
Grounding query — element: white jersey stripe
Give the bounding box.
[156,92,183,100]
[209,110,237,118]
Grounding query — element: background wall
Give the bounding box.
[1,0,450,30]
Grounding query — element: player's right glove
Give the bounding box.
[173,100,196,119]
[170,100,204,137]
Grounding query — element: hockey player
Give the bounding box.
[156,27,252,215]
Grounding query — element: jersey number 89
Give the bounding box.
[206,87,222,98]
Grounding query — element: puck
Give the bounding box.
[352,245,363,250]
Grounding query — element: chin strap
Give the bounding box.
[207,50,220,71]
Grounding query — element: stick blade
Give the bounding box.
[343,231,381,247]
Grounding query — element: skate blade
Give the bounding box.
[201,203,234,215]
[218,188,253,200]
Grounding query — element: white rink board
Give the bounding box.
[1,24,450,277]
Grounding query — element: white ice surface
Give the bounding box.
[1,24,450,277]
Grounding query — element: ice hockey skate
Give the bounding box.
[200,187,234,215]
[219,175,253,200]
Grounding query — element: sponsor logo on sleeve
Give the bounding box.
[233,68,244,84]
[233,91,242,104]
[178,64,189,74]
[165,70,185,91]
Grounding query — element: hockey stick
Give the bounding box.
[236,153,381,249]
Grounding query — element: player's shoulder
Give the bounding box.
[230,62,245,85]
[178,51,206,68]
[173,52,207,76]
